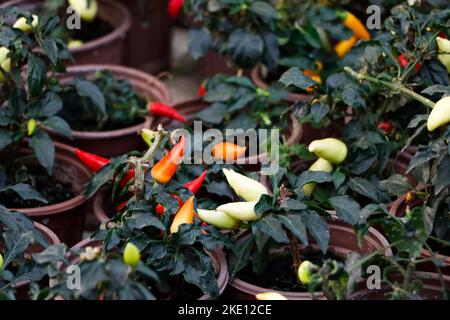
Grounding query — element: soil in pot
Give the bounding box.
[49,64,171,157]
[1,164,74,209]
[4,142,92,247]
[237,249,343,293]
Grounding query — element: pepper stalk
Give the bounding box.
[129,124,168,200]
[344,66,435,109]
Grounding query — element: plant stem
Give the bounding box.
[131,124,168,200]
[344,67,435,109]
[288,232,301,270]
[142,124,168,162]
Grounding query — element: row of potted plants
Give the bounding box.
[1,0,450,300]
[0,0,173,73]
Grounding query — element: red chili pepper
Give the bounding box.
[151,136,185,184]
[167,0,183,18]
[119,168,136,189]
[398,54,421,72]
[148,102,187,123]
[74,148,136,189]
[184,170,208,194]
[198,83,206,97]
[378,121,394,134]
[116,200,128,212]
[154,171,207,215]
[74,148,109,172]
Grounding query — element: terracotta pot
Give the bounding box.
[47,64,172,157]
[350,272,450,300]
[92,186,114,225]
[389,185,450,275]
[227,219,392,300]
[66,238,229,300]
[9,142,92,247]
[251,66,313,104]
[197,51,235,77]
[120,0,172,73]
[153,99,302,170]
[1,0,131,65]
[13,222,60,300]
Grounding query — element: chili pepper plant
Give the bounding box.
[0,8,78,208]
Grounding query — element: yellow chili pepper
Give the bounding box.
[338,11,371,40]
[334,36,357,59]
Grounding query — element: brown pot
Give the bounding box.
[67,238,229,300]
[251,66,313,104]
[120,0,172,73]
[47,64,172,157]
[13,222,60,300]
[9,142,92,247]
[198,51,235,77]
[92,186,113,225]
[153,99,302,170]
[227,219,392,300]
[350,272,450,300]
[389,185,450,275]
[1,0,131,65]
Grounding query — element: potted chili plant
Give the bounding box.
[0,206,60,300]
[78,125,230,299]
[0,9,92,246]
[1,0,132,65]
[159,74,301,169]
[48,64,172,157]
[197,165,391,300]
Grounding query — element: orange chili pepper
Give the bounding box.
[170,196,195,233]
[151,136,185,184]
[212,142,246,161]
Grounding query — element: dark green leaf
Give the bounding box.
[279,67,316,89]
[348,177,380,202]
[228,29,263,69]
[75,80,105,113]
[29,131,55,175]
[0,183,47,204]
[329,196,361,225]
[302,211,329,253]
[43,116,72,139]
[277,214,308,246]
[254,216,289,243]
[27,56,46,97]
[379,174,412,197]
[188,28,212,60]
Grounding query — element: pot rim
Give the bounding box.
[250,66,313,103]
[9,141,91,216]
[55,116,153,140]
[68,0,131,54]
